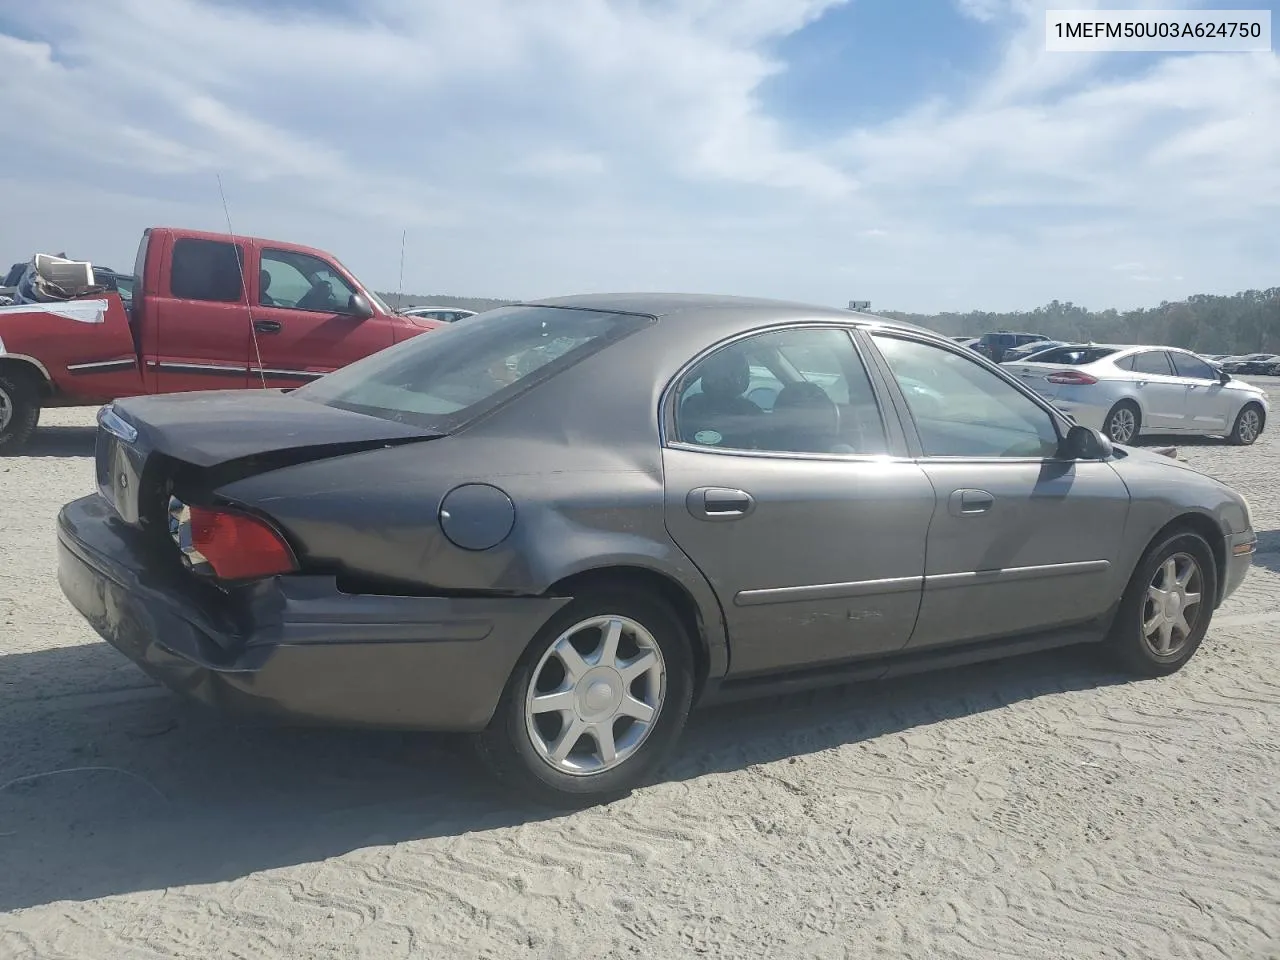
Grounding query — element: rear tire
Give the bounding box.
[474,588,695,807]
[1103,401,1141,445]
[0,369,41,454]
[1108,531,1217,678]
[1227,403,1264,446]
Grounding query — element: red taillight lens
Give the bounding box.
[1046,370,1098,385]
[188,505,297,581]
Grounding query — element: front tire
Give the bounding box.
[1103,401,1141,445]
[0,369,42,454]
[1227,403,1264,445]
[474,589,695,806]
[1108,531,1217,678]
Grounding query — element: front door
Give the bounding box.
[248,247,396,386]
[866,331,1132,650]
[661,326,935,678]
[1122,349,1188,430]
[1169,350,1232,433]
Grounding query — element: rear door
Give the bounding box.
[150,235,251,392]
[661,325,935,679]
[1169,350,1231,432]
[1119,350,1187,430]
[864,331,1131,650]
[249,247,396,386]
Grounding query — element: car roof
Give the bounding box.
[518,292,934,336]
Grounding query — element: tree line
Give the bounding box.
[882,286,1280,355]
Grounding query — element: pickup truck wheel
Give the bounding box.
[0,370,42,454]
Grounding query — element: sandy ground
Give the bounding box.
[2,397,1279,960]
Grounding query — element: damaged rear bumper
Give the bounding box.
[57,494,568,731]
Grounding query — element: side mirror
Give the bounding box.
[1062,423,1113,460]
[347,293,374,319]
[1218,368,1231,384]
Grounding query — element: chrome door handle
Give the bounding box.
[948,488,994,517]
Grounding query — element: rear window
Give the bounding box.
[294,305,650,429]
[1023,346,1118,365]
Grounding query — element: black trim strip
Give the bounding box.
[146,360,248,376]
[65,358,137,374]
[250,367,325,380]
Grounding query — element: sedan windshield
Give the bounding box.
[294,304,650,429]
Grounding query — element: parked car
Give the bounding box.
[1003,344,1268,445]
[57,294,1256,804]
[972,331,1048,363]
[1222,354,1280,375]
[1001,339,1071,363]
[400,306,478,323]
[0,227,446,452]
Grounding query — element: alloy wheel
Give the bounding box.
[0,385,12,433]
[1108,406,1136,443]
[1238,408,1262,443]
[1141,553,1203,658]
[525,615,666,776]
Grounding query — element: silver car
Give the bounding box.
[400,305,478,323]
[1004,344,1269,445]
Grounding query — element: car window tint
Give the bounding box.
[872,335,1060,459]
[260,249,359,313]
[170,238,244,303]
[295,305,646,429]
[1170,352,1216,380]
[675,328,888,456]
[1129,351,1174,376]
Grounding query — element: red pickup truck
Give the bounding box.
[0,227,443,452]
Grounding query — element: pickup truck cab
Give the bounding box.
[0,227,443,452]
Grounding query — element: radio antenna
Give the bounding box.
[217,173,268,389]
[396,229,406,312]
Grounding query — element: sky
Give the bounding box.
[0,0,1276,313]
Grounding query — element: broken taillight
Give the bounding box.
[186,505,298,581]
[1046,370,1099,385]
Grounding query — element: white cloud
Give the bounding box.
[0,0,1276,312]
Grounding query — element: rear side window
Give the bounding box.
[1128,351,1174,376]
[169,238,245,303]
[674,327,888,456]
[295,305,649,430]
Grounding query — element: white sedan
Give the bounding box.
[1002,344,1269,445]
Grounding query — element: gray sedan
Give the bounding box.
[57,295,1256,804]
[1004,344,1269,445]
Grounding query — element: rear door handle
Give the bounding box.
[253,319,282,334]
[687,487,755,521]
[948,488,994,517]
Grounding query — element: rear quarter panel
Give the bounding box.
[214,320,736,678]
[0,294,143,402]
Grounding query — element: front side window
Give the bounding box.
[295,305,647,429]
[170,238,244,303]
[674,327,888,456]
[872,334,1061,459]
[1170,352,1216,380]
[260,249,359,313]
